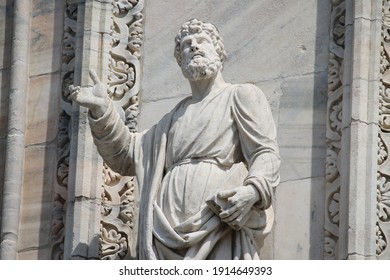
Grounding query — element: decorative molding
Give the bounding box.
[324,0,345,260]
[99,0,144,260]
[377,0,390,258]
[51,1,78,260]
[100,165,136,260]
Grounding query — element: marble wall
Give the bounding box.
[0,0,332,259]
[19,0,64,259]
[0,0,64,259]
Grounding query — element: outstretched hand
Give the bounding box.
[69,69,109,118]
[218,186,260,230]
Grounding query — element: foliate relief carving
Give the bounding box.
[380,83,390,132]
[62,4,77,64]
[101,164,136,260]
[380,46,390,75]
[102,167,136,228]
[324,0,345,260]
[326,147,340,183]
[331,7,345,49]
[109,0,143,112]
[383,0,390,43]
[101,226,128,260]
[377,173,390,255]
[108,59,135,101]
[100,0,143,260]
[377,174,390,222]
[378,0,390,258]
[113,0,139,14]
[52,112,71,260]
[376,223,387,255]
[381,1,390,132]
[329,1,346,57]
[324,235,338,259]
[378,134,388,165]
[51,1,78,260]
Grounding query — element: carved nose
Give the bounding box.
[191,45,199,52]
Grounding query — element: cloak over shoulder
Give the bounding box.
[89,84,280,259]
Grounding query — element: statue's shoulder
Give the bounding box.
[230,83,266,102]
[169,96,191,112]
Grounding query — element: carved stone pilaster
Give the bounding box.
[51,2,78,260]
[324,0,345,260]
[377,0,390,259]
[100,0,144,260]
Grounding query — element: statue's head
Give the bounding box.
[174,19,227,81]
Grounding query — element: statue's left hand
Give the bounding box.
[218,185,260,230]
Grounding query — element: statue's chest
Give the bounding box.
[169,93,234,142]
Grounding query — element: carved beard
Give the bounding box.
[181,56,221,81]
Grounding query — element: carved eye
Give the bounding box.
[180,40,191,50]
[198,37,211,44]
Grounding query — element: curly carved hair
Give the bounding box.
[174,19,227,69]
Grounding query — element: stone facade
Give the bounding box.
[0,0,387,259]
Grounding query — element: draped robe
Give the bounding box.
[89,83,280,259]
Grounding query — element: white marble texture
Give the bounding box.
[139,0,331,259]
[0,0,334,260]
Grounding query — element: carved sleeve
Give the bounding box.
[232,84,281,210]
[88,100,137,176]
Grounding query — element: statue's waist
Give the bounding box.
[166,157,234,173]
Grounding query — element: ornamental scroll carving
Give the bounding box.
[377,0,390,259]
[324,0,345,260]
[100,0,144,260]
[51,2,78,260]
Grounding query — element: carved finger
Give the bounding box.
[227,196,239,206]
[227,220,242,231]
[69,85,79,94]
[89,69,100,85]
[70,89,80,102]
[219,205,238,219]
[221,210,240,223]
[230,219,243,230]
[218,190,236,199]
[72,91,94,106]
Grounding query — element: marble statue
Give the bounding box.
[70,19,280,260]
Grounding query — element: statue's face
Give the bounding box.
[179,31,221,81]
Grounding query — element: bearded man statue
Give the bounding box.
[70,19,280,260]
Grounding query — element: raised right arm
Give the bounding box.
[70,70,136,176]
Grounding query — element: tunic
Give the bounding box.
[88,83,280,259]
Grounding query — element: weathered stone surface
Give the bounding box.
[0,70,9,138]
[139,0,331,129]
[1,0,385,261]
[272,75,327,259]
[30,0,64,76]
[17,248,51,260]
[0,0,12,224]
[278,75,328,182]
[0,0,12,69]
[71,16,281,259]
[18,145,56,259]
[139,0,330,259]
[26,74,60,145]
[274,177,325,259]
